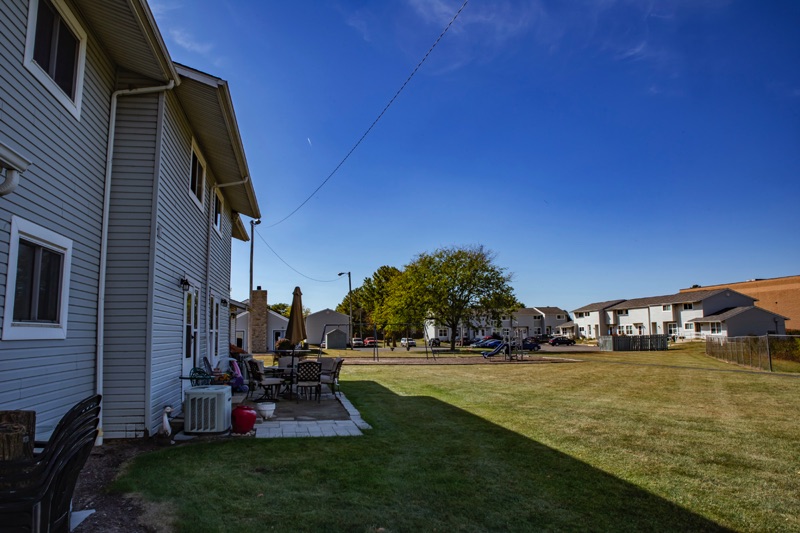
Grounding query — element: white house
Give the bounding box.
[233,307,288,352]
[306,308,350,345]
[605,289,786,339]
[570,300,626,339]
[0,0,260,439]
[424,306,571,343]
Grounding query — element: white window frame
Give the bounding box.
[662,305,671,311]
[2,216,72,340]
[616,309,628,316]
[683,303,694,310]
[710,323,721,334]
[437,328,448,337]
[625,325,633,335]
[212,189,223,236]
[189,141,206,211]
[24,0,87,120]
[209,295,220,360]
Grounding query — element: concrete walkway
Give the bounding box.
[253,392,371,439]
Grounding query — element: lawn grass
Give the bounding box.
[113,344,800,532]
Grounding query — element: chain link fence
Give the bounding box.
[705,335,800,372]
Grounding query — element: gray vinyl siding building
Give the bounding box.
[0,0,115,430]
[0,0,260,440]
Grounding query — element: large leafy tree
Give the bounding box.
[384,245,519,350]
[361,266,402,329]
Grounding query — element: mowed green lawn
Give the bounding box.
[114,344,800,532]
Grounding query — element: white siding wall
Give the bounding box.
[102,73,160,438]
[0,0,115,436]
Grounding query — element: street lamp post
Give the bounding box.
[249,219,261,297]
[338,271,352,349]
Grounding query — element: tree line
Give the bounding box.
[335,245,522,350]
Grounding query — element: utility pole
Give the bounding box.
[338,271,352,349]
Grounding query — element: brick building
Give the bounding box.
[680,275,799,331]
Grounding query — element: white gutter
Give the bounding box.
[0,142,32,196]
[204,175,251,368]
[96,80,175,444]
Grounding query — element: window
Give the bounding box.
[617,326,625,335]
[710,323,721,334]
[616,309,628,316]
[213,191,223,234]
[625,325,633,335]
[579,327,585,333]
[683,303,693,310]
[437,328,448,337]
[557,314,563,319]
[668,323,678,335]
[190,147,205,207]
[662,305,671,311]
[24,0,87,118]
[502,328,510,336]
[2,216,72,340]
[209,297,220,359]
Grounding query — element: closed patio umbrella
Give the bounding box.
[285,286,307,348]
[283,287,307,400]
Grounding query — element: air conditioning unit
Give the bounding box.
[184,385,232,434]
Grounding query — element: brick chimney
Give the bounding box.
[250,287,268,353]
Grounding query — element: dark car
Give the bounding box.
[522,338,541,351]
[428,338,441,347]
[548,336,575,346]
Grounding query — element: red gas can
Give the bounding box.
[231,405,257,434]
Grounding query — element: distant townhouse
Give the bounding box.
[680,275,800,331]
[424,306,571,342]
[606,289,786,339]
[569,300,626,339]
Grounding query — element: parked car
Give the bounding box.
[364,337,377,347]
[473,338,502,349]
[522,338,541,351]
[548,336,575,346]
[400,338,416,347]
[351,337,364,347]
[428,338,441,347]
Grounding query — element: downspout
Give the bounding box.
[96,80,176,444]
[204,176,250,368]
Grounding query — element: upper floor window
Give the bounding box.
[190,147,205,208]
[662,305,671,311]
[24,0,87,119]
[616,309,628,316]
[557,314,563,319]
[683,303,694,310]
[2,216,72,340]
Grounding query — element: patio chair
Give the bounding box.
[0,394,101,532]
[246,360,283,401]
[320,358,344,397]
[295,360,322,403]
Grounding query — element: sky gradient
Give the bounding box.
[151,0,800,313]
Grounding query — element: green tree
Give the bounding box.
[269,303,310,318]
[361,266,402,331]
[383,245,518,350]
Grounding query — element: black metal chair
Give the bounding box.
[0,394,101,532]
[295,360,322,402]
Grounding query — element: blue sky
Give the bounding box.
[151,0,800,313]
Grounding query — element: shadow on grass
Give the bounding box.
[114,380,733,532]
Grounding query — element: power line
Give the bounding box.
[254,228,342,283]
[266,0,470,228]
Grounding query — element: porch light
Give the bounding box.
[180,277,191,291]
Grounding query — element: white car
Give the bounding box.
[351,337,364,347]
[400,338,416,347]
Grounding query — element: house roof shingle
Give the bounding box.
[573,299,626,313]
[688,306,789,322]
[607,289,734,310]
